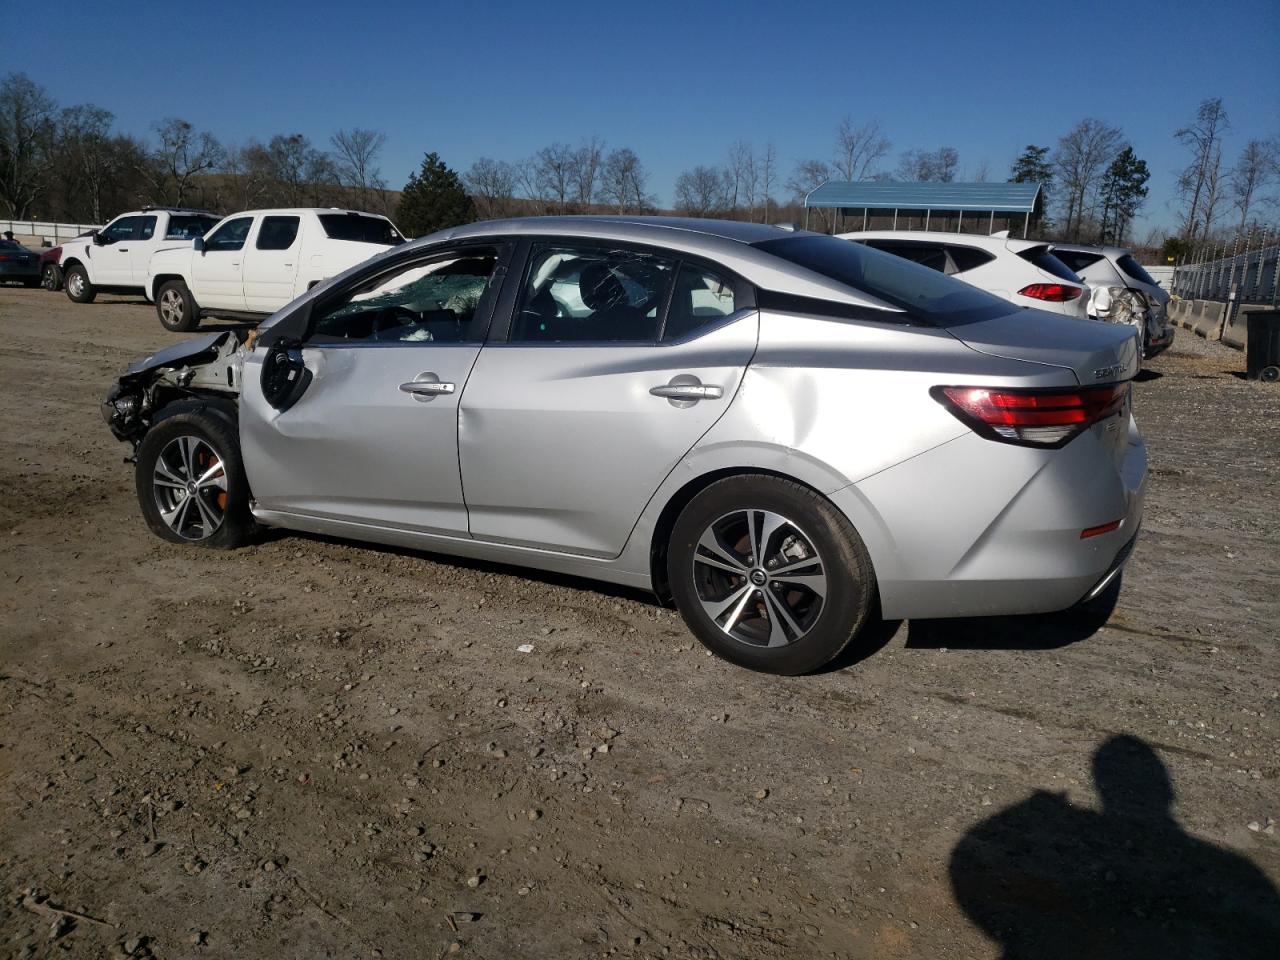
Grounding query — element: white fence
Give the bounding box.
[1,219,102,244]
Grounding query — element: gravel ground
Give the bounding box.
[1,286,1277,960]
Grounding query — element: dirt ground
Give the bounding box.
[1,286,1277,960]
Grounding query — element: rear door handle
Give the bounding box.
[399,377,456,402]
[650,382,723,401]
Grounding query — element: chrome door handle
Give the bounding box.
[649,383,722,401]
[399,379,456,401]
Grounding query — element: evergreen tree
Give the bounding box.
[396,152,475,238]
[1009,145,1053,229]
[1097,147,1149,245]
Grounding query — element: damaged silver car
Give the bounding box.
[104,216,1145,675]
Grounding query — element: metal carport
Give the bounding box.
[804,181,1043,237]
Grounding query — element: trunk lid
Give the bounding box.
[946,307,1140,385]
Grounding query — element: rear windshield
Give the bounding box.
[1053,249,1104,274]
[319,214,404,246]
[1116,254,1157,286]
[754,235,1012,325]
[166,215,219,240]
[1017,245,1081,282]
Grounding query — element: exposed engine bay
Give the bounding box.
[101,331,250,446]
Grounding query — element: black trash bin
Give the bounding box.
[1246,310,1280,382]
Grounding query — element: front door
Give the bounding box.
[239,242,508,536]
[459,242,757,557]
[191,215,253,310]
[91,215,139,285]
[243,214,303,312]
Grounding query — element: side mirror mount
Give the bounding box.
[192,236,205,254]
[91,230,104,246]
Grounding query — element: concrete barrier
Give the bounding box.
[1191,300,1225,340]
[1224,304,1277,350]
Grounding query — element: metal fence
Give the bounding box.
[1171,228,1280,308]
[1,219,102,244]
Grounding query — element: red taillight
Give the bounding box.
[1019,283,1083,302]
[0,254,12,262]
[1080,519,1122,539]
[932,383,1129,447]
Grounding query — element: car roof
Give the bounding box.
[215,208,392,218]
[446,215,800,247]
[837,229,1051,253]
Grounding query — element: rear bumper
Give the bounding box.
[842,413,1147,620]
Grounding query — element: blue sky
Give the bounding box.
[5,0,1278,233]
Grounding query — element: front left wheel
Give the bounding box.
[134,409,256,548]
[667,475,877,675]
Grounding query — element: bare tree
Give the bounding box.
[759,142,778,222]
[150,118,224,206]
[1054,119,1123,240]
[567,136,604,212]
[0,72,57,218]
[727,141,757,219]
[531,143,575,213]
[674,165,729,217]
[465,157,519,219]
[1175,98,1230,242]
[221,141,274,211]
[56,104,115,223]
[787,158,832,230]
[598,148,650,213]
[972,158,991,183]
[1227,138,1278,231]
[897,147,960,183]
[833,118,890,181]
[330,128,387,211]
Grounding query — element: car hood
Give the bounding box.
[946,307,1140,385]
[121,332,232,381]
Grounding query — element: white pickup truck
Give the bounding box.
[146,208,405,331]
[61,207,221,304]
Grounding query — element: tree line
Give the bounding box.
[3,71,1275,251]
[0,73,395,224]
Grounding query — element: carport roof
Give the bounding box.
[805,180,1041,213]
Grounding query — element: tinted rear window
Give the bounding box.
[755,235,1012,325]
[947,245,997,273]
[1053,249,1104,274]
[1117,254,1156,286]
[1018,246,1081,282]
[864,239,948,273]
[166,215,219,240]
[319,214,404,245]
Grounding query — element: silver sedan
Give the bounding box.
[103,217,1146,675]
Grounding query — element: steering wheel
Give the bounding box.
[370,306,422,339]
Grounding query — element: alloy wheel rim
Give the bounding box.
[160,290,182,325]
[152,436,228,540]
[692,509,827,648]
[42,266,57,290]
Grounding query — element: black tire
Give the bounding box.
[134,408,256,549]
[41,262,62,291]
[667,475,876,675]
[156,279,200,332]
[1261,365,1280,383]
[64,263,96,303]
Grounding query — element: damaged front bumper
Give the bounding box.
[103,331,248,444]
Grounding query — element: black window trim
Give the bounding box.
[486,235,756,347]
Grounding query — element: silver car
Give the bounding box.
[103,217,1146,675]
[1050,243,1176,359]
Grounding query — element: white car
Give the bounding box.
[146,208,405,331]
[839,230,1090,319]
[60,207,221,304]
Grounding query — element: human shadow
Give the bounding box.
[949,735,1280,959]
[906,576,1120,651]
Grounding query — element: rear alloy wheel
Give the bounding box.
[135,410,256,548]
[157,280,200,332]
[41,262,62,291]
[668,475,876,675]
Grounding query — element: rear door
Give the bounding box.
[458,240,757,557]
[191,215,253,310]
[243,215,303,312]
[127,215,159,284]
